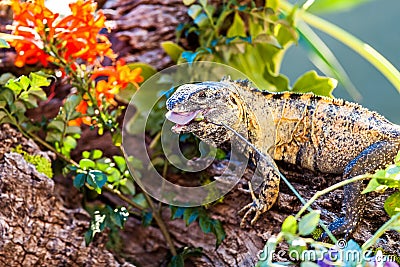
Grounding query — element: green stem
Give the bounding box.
[16,121,177,256]
[361,212,400,251]
[294,174,371,220]
[280,1,400,93]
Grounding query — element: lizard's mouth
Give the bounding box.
[165,109,210,133]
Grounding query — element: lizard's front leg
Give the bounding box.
[238,157,280,228]
[327,140,400,237]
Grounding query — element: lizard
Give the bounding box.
[164,78,400,236]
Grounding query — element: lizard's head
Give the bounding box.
[165,81,243,145]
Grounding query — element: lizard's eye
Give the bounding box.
[198,91,206,98]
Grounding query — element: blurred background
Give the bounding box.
[283,0,400,123]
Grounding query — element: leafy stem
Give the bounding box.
[11,119,177,256]
[280,1,400,93]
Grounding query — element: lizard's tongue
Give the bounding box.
[165,110,201,125]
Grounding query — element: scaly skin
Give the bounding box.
[165,78,400,235]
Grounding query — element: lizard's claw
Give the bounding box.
[238,182,268,228]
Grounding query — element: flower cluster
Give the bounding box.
[69,60,144,126]
[8,0,144,127]
[9,0,115,67]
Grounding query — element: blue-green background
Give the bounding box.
[282,0,400,123]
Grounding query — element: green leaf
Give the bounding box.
[142,210,153,226]
[0,38,10,48]
[120,179,136,195]
[84,229,94,246]
[211,220,225,247]
[362,178,383,194]
[168,255,184,267]
[171,206,185,219]
[73,173,86,189]
[183,208,199,225]
[6,79,22,95]
[29,72,50,88]
[113,155,126,172]
[297,22,361,101]
[132,193,149,209]
[199,216,211,233]
[307,0,371,14]
[161,41,185,63]
[291,70,337,97]
[82,151,91,159]
[227,12,246,38]
[92,149,103,160]
[298,210,320,236]
[188,4,202,20]
[384,191,400,217]
[19,76,30,91]
[47,120,65,132]
[0,88,14,105]
[282,215,297,234]
[194,13,209,27]
[0,73,16,85]
[86,170,107,192]
[79,159,95,169]
[183,0,196,5]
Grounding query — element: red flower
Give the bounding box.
[9,0,115,68]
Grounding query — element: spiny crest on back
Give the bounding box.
[220,77,257,92]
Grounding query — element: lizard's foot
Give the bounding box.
[238,182,269,228]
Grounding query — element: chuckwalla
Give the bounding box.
[165,78,400,235]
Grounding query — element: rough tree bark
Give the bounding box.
[0,124,135,266]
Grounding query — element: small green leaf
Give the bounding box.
[73,173,86,189]
[227,12,246,38]
[188,4,202,20]
[292,70,337,97]
[298,210,320,236]
[92,170,107,188]
[282,215,298,234]
[362,178,384,194]
[161,41,185,62]
[171,206,185,219]
[120,179,136,195]
[0,88,14,105]
[384,191,400,217]
[194,13,209,27]
[168,255,184,267]
[19,76,31,91]
[0,38,10,48]
[82,151,91,159]
[199,216,211,233]
[211,220,225,247]
[307,0,371,14]
[79,159,96,169]
[142,211,153,226]
[84,229,94,246]
[113,155,126,172]
[183,208,199,225]
[183,0,196,5]
[47,120,65,132]
[29,72,50,88]
[92,149,103,160]
[132,193,149,209]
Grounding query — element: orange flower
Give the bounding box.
[9,0,115,68]
[68,98,92,126]
[69,63,144,126]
